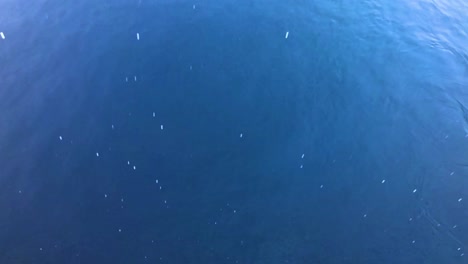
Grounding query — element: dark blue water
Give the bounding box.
[0,0,467,263]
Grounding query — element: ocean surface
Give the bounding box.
[0,0,467,263]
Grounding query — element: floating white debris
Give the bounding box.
[160,125,164,130]
[320,185,324,188]
[381,180,386,184]
[300,165,303,169]
[136,33,140,40]
[285,31,289,39]
[104,194,108,198]
[0,32,4,39]
[450,171,455,176]
[458,198,463,202]
[239,133,243,138]
[156,179,159,184]
[363,214,367,218]
[96,152,100,157]
[301,153,305,159]
[133,165,136,170]
[59,136,62,141]
[458,248,461,251]
[413,189,417,193]
[118,228,122,232]
[134,76,137,81]
[127,161,130,165]
[125,77,128,82]
[153,112,155,117]
[412,240,416,244]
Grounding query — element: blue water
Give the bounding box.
[0,0,467,263]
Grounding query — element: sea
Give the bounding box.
[0,0,467,263]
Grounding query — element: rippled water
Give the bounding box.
[0,0,467,263]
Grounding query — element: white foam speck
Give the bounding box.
[127,161,130,165]
[134,76,137,81]
[125,77,128,82]
[413,189,417,193]
[96,152,100,157]
[159,186,162,190]
[164,200,167,204]
[153,112,155,117]
[285,31,289,39]
[409,218,413,221]
[136,33,140,40]
[104,194,108,198]
[133,165,136,170]
[412,240,416,244]
[118,228,122,232]
[453,225,458,229]
[300,165,303,169]
[458,248,461,251]
[190,65,193,70]
[450,171,455,176]
[161,125,164,130]
[234,210,237,213]
[121,198,124,202]
[320,185,324,188]
[156,179,159,184]
[239,133,243,138]
[59,136,62,140]
[301,153,305,159]
[458,198,463,202]
[18,190,22,194]
[193,4,196,9]
[39,248,43,251]
[0,32,5,39]
[381,180,386,184]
